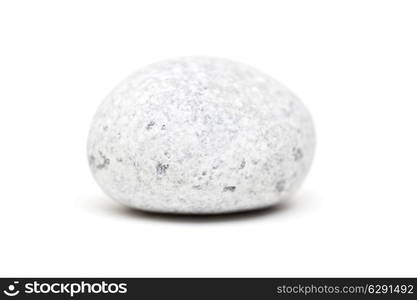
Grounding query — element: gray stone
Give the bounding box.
[87,57,316,214]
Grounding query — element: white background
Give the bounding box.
[0,0,416,277]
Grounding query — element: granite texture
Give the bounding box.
[87,57,315,214]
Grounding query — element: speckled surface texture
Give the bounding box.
[87,57,315,214]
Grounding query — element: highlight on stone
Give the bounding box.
[87,57,316,214]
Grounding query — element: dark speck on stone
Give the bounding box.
[293,147,303,161]
[275,180,286,192]
[192,185,202,190]
[96,151,110,170]
[239,159,246,169]
[223,186,236,192]
[161,124,166,130]
[156,162,169,175]
[146,121,155,130]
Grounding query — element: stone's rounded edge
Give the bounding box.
[87,56,316,215]
[110,189,289,215]
[114,196,284,215]
[287,102,316,196]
